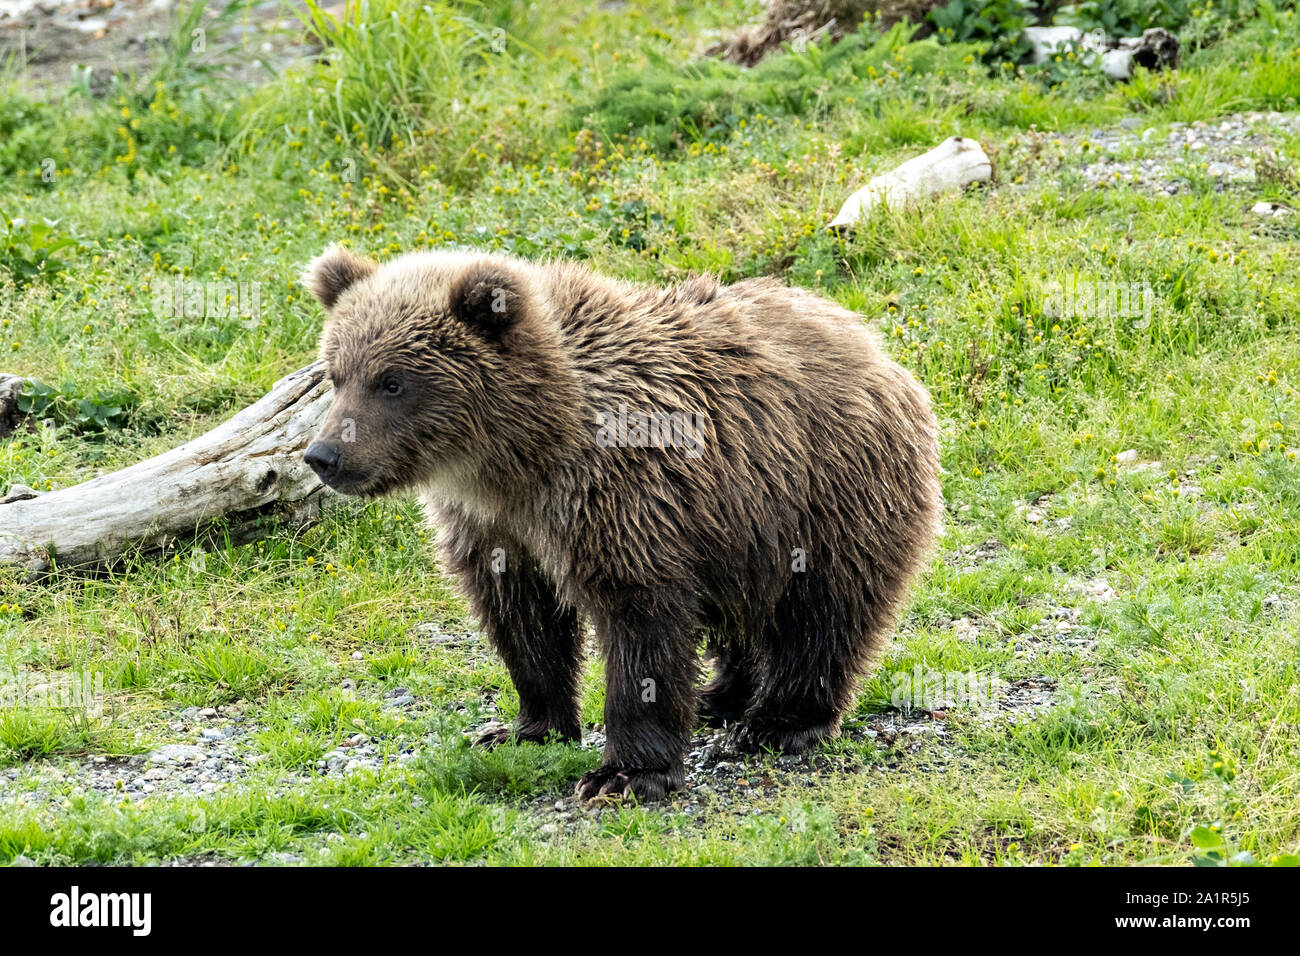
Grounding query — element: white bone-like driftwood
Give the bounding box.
[828,136,992,230]
[0,362,331,573]
[1024,25,1107,63]
[1024,25,1179,80]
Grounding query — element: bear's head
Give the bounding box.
[302,246,560,499]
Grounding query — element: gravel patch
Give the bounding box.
[0,0,316,94]
[1004,110,1300,198]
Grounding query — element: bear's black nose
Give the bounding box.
[305,442,341,482]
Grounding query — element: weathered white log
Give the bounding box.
[1110,28,1180,79]
[1024,25,1178,80]
[1101,48,1134,81]
[1024,25,1106,64]
[0,363,331,573]
[828,136,992,230]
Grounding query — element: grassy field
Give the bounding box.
[1,0,1299,866]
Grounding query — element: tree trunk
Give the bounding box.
[0,362,332,574]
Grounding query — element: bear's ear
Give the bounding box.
[303,245,376,309]
[449,264,527,340]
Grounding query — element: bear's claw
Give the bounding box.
[473,725,517,749]
[575,766,679,802]
[473,722,578,749]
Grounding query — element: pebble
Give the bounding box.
[1252,200,1293,217]
[148,744,204,765]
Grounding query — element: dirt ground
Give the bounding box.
[0,0,318,95]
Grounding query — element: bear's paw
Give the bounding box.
[574,765,682,802]
[728,719,837,755]
[473,721,578,749]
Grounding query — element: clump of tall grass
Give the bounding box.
[237,0,554,188]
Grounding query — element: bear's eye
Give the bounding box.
[381,375,404,397]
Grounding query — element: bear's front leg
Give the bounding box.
[472,584,583,748]
[440,518,584,746]
[576,604,697,801]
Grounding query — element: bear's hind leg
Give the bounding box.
[699,640,762,728]
[731,573,882,755]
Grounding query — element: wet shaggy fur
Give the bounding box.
[303,245,942,801]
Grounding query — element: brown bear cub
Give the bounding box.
[303,246,941,801]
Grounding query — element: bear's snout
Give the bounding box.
[305,441,342,484]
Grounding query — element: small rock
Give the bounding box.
[66,16,108,33]
[1116,449,1139,466]
[1252,201,1293,218]
[147,744,204,765]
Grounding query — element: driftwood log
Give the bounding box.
[828,136,992,230]
[0,363,331,573]
[1024,25,1179,81]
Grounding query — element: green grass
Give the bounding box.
[1,0,1300,866]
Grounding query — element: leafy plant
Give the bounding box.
[16,380,134,432]
[928,0,1036,64]
[15,380,60,420]
[415,726,601,798]
[0,216,79,285]
[1176,752,1300,867]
